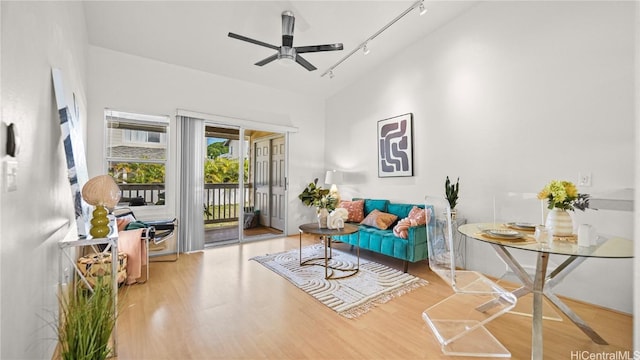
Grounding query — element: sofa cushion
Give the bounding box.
[387,203,425,219]
[360,209,398,230]
[363,199,389,215]
[338,199,365,222]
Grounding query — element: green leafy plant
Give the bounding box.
[57,277,116,360]
[298,178,337,211]
[445,176,460,210]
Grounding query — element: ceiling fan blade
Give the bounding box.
[255,54,279,67]
[228,32,279,50]
[295,54,316,71]
[295,43,344,53]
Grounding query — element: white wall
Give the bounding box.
[326,1,635,313]
[0,2,88,358]
[87,46,327,234]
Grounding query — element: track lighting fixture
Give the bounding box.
[419,2,427,16]
[321,0,427,78]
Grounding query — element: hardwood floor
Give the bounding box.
[115,235,632,359]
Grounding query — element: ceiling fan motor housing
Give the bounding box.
[278,47,296,62]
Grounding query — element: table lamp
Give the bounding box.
[81,175,121,238]
[325,170,343,202]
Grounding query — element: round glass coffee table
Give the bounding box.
[298,223,360,279]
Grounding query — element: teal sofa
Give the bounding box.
[333,198,432,272]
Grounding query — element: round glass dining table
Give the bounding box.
[458,223,633,360]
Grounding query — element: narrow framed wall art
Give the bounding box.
[377,113,414,178]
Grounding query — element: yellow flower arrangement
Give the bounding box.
[537,180,590,211]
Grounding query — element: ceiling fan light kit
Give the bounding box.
[228,10,344,72]
[321,0,427,79]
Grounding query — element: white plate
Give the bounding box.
[482,229,524,239]
[515,222,536,228]
[506,222,537,231]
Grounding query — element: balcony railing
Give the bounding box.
[203,183,252,224]
[117,183,252,224]
[118,184,165,206]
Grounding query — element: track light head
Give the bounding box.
[363,43,370,55]
[329,70,335,79]
[419,2,427,16]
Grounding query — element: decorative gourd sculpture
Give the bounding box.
[327,208,349,229]
[82,175,121,238]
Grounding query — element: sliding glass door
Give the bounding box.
[203,125,246,246]
[177,110,294,251]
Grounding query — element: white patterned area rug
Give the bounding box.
[250,244,428,319]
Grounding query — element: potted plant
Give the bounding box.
[56,277,116,360]
[298,178,337,228]
[445,176,460,219]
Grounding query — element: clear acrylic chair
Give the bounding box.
[492,192,544,230]
[422,196,517,357]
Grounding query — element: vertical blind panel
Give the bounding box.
[178,116,205,252]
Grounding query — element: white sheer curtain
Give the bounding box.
[177,115,205,252]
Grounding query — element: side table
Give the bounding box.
[298,223,359,279]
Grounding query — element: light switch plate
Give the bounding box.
[4,159,18,192]
[578,172,592,187]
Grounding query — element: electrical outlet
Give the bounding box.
[578,172,592,187]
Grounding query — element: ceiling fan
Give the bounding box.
[228,11,343,71]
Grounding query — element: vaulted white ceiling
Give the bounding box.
[83,1,477,99]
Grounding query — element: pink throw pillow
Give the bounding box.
[339,199,365,222]
[407,206,429,225]
[393,207,431,239]
[393,218,414,239]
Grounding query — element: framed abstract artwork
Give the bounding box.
[377,113,414,178]
[53,68,91,236]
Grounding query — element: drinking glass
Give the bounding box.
[534,225,551,249]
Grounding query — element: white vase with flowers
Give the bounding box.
[537,180,591,236]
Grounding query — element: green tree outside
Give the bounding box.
[207,141,229,159]
[110,162,165,183]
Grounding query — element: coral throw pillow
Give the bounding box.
[408,206,430,225]
[360,209,398,230]
[339,199,365,222]
[393,206,431,239]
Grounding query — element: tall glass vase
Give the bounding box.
[317,208,329,229]
[545,208,573,236]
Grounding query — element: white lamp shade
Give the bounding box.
[325,170,343,185]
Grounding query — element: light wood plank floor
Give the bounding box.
[116,235,632,359]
